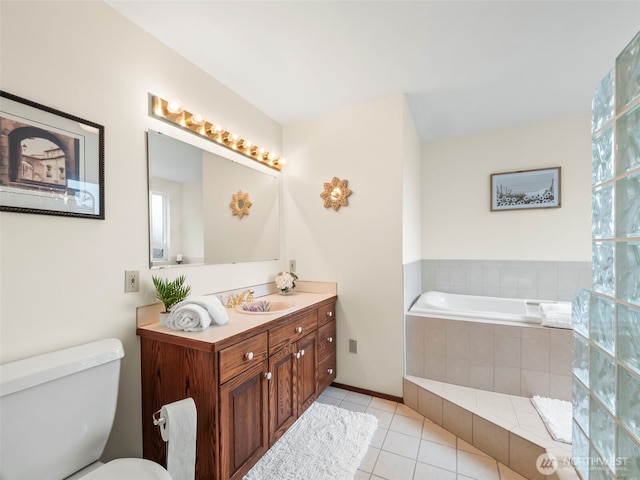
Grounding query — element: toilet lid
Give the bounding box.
[81,458,172,480]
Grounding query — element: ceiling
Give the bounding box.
[107,1,640,142]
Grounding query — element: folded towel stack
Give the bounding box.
[166,295,229,332]
[539,302,572,329]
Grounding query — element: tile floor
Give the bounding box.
[317,386,528,480]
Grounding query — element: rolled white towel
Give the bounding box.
[539,302,572,329]
[167,295,229,331]
[166,304,212,332]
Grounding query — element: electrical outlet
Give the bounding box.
[289,259,296,272]
[125,270,139,293]
[349,339,358,354]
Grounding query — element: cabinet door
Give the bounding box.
[219,361,269,480]
[268,344,297,446]
[296,331,318,414]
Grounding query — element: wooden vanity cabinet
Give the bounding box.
[268,343,297,444]
[218,332,270,480]
[137,296,337,480]
[317,302,337,391]
[296,331,318,414]
[317,320,337,391]
[219,360,269,480]
[139,338,219,480]
[267,310,318,445]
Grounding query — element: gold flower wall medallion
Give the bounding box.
[320,177,352,211]
[230,190,252,219]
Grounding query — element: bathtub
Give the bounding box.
[405,290,574,399]
[408,290,568,326]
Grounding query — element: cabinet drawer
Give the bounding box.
[317,320,336,361]
[269,311,317,355]
[219,332,268,384]
[317,302,336,327]
[318,352,336,392]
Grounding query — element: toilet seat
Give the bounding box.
[80,458,172,480]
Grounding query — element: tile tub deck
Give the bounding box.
[404,375,579,480]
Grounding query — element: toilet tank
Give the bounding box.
[0,338,125,480]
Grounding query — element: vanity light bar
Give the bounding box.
[150,95,284,171]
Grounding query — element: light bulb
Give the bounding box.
[167,99,183,114]
[190,113,204,125]
[210,124,223,138]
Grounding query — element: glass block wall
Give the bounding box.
[572,31,640,480]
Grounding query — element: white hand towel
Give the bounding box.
[168,295,229,330]
[191,294,228,325]
[539,302,572,329]
[166,303,212,331]
[160,398,197,480]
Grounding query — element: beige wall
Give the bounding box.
[402,99,422,264]
[421,114,593,262]
[0,1,283,461]
[283,94,411,397]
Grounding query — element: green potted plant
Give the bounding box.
[152,275,191,317]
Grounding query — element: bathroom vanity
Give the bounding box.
[136,290,337,480]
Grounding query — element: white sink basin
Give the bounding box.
[235,301,295,315]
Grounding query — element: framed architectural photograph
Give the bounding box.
[490,167,561,211]
[0,91,104,219]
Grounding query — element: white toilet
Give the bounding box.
[0,338,173,480]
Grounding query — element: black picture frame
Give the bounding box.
[0,91,104,219]
[490,167,561,211]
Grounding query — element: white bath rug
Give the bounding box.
[531,395,572,444]
[244,402,378,480]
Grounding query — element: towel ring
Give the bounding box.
[152,409,165,427]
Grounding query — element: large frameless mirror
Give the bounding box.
[147,130,280,268]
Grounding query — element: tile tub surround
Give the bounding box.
[405,314,573,400]
[403,376,579,480]
[421,259,592,302]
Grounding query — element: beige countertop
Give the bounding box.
[137,290,337,351]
